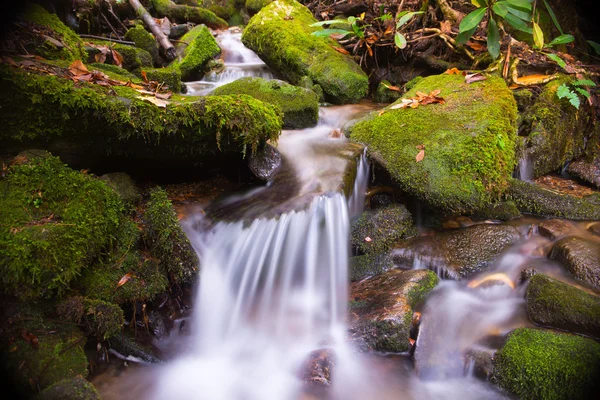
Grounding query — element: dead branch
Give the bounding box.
[128,0,176,60]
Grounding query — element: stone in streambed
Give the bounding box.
[567,159,600,189]
[242,0,368,104]
[36,376,101,400]
[549,236,600,290]
[537,218,579,240]
[349,252,395,282]
[526,274,600,338]
[349,269,438,353]
[212,77,319,129]
[248,143,282,181]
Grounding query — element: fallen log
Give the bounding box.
[129,0,176,60]
[150,0,228,30]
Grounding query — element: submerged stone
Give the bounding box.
[550,236,600,290]
[248,143,282,181]
[349,74,518,214]
[212,77,319,129]
[493,327,600,400]
[537,218,579,240]
[349,269,438,353]
[526,274,600,338]
[242,0,368,104]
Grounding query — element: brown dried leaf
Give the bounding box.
[416,149,425,162]
[440,20,453,34]
[513,74,557,86]
[466,40,486,51]
[444,68,462,75]
[364,236,372,242]
[381,82,401,92]
[141,70,148,83]
[69,60,89,76]
[111,49,124,68]
[117,272,133,288]
[333,46,350,55]
[95,52,107,64]
[465,73,487,84]
[137,96,169,108]
[155,91,172,100]
[430,89,441,97]
[416,144,425,150]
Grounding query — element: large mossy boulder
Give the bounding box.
[549,236,600,290]
[37,377,101,400]
[150,0,228,29]
[349,74,518,214]
[0,64,282,169]
[0,156,124,299]
[349,269,438,352]
[509,179,600,220]
[57,296,125,340]
[242,0,368,104]
[171,25,221,81]
[392,224,522,279]
[212,77,319,128]
[526,274,600,338]
[493,328,600,400]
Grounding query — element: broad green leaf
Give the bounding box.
[546,53,566,69]
[533,22,544,49]
[456,25,478,45]
[548,34,574,47]
[487,18,500,58]
[493,1,509,17]
[572,79,596,87]
[310,20,352,27]
[506,0,532,10]
[575,87,591,99]
[506,5,531,21]
[543,0,563,34]
[394,32,407,49]
[503,12,532,34]
[311,29,353,38]
[556,83,571,99]
[396,11,424,29]
[587,40,600,55]
[459,8,487,33]
[348,16,356,24]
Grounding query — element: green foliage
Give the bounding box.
[310,14,367,39]
[124,25,159,62]
[588,40,600,55]
[556,79,595,110]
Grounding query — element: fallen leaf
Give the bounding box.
[416,149,425,162]
[416,144,425,150]
[141,70,148,83]
[513,73,558,86]
[378,109,386,116]
[364,236,372,242]
[137,96,169,108]
[412,311,422,324]
[330,128,342,138]
[111,49,124,68]
[69,60,89,76]
[333,46,350,55]
[409,338,415,346]
[465,73,487,84]
[440,20,452,34]
[444,67,462,75]
[155,91,172,100]
[466,40,486,51]
[381,81,401,92]
[117,272,133,288]
[95,52,107,63]
[468,272,515,289]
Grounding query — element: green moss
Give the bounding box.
[405,270,439,305]
[87,63,138,81]
[86,40,153,73]
[351,204,417,255]
[0,156,124,299]
[212,77,319,128]
[170,25,221,81]
[472,200,521,220]
[37,376,101,400]
[242,0,368,104]
[493,328,600,400]
[349,253,394,282]
[404,76,423,92]
[526,274,600,338]
[23,4,87,62]
[57,296,124,340]
[374,80,402,103]
[124,25,159,62]
[145,188,198,283]
[349,74,518,214]
[509,179,600,220]
[99,172,140,210]
[151,0,228,29]
[0,65,282,163]
[246,0,273,14]
[144,67,182,92]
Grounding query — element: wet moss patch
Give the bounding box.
[171,25,221,81]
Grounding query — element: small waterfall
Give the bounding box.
[515,155,533,181]
[347,148,369,218]
[185,30,273,96]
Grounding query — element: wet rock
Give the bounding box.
[100,172,140,209]
[349,253,395,282]
[248,144,282,181]
[526,274,600,338]
[509,179,600,220]
[493,327,600,400]
[465,348,495,380]
[301,348,334,386]
[349,269,439,353]
[537,218,579,240]
[351,204,417,256]
[147,310,169,340]
[108,331,162,364]
[472,200,521,221]
[567,159,600,189]
[550,236,600,290]
[374,80,401,104]
[392,224,522,279]
[589,222,600,236]
[349,74,517,214]
[57,296,125,340]
[242,0,368,104]
[36,376,101,400]
[213,78,319,129]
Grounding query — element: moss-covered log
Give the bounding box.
[150,0,228,29]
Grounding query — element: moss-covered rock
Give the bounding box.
[508,179,600,220]
[107,330,162,363]
[57,296,124,340]
[144,188,198,283]
[349,269,438,352]
[242,0,368,104]
[246,0,273,14]
[37,377,101,400]
[88,62,139,81]
[567,158,600,189]
[22,4,87,62]
[150,0,228,29]
[0,64,282,168]
[472,200,521,220]
[350,204,417,256]
[493,327,600,400]
[144,67,182,92]
[0,156,124,299]
[99,172,141,210]
[85,40,153,74]
[171,25,220,81]
[349,253,395,282]
[549,236,600,290]
[392,224,522,278]
[374,80,402,103]
[349,74,518,214]
[124,25,160,64]
[526,274,600,338]
[521,77,595,178]
[212,77,319,128]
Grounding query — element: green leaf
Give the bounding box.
[506,0,532,10]
[546,53,566,69]
[548,34,574,47]
[543,0,563,34]
[533,22,544,49]
[568,94,581,109]
[311,29,353,38]
[506,5,532,21]
[572,79,596,87]
[456,25,478,45]
[471,0,486,6]
[493,1,509,17]
[459,8,487,33]
[396,11,424,29]
[556,83,571,99]
[394,32,407,49]
[503,12,532,33]
[588,41,600,55]
[575,87,591,99]
[487,18,500,58]
[310,20,351,27]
